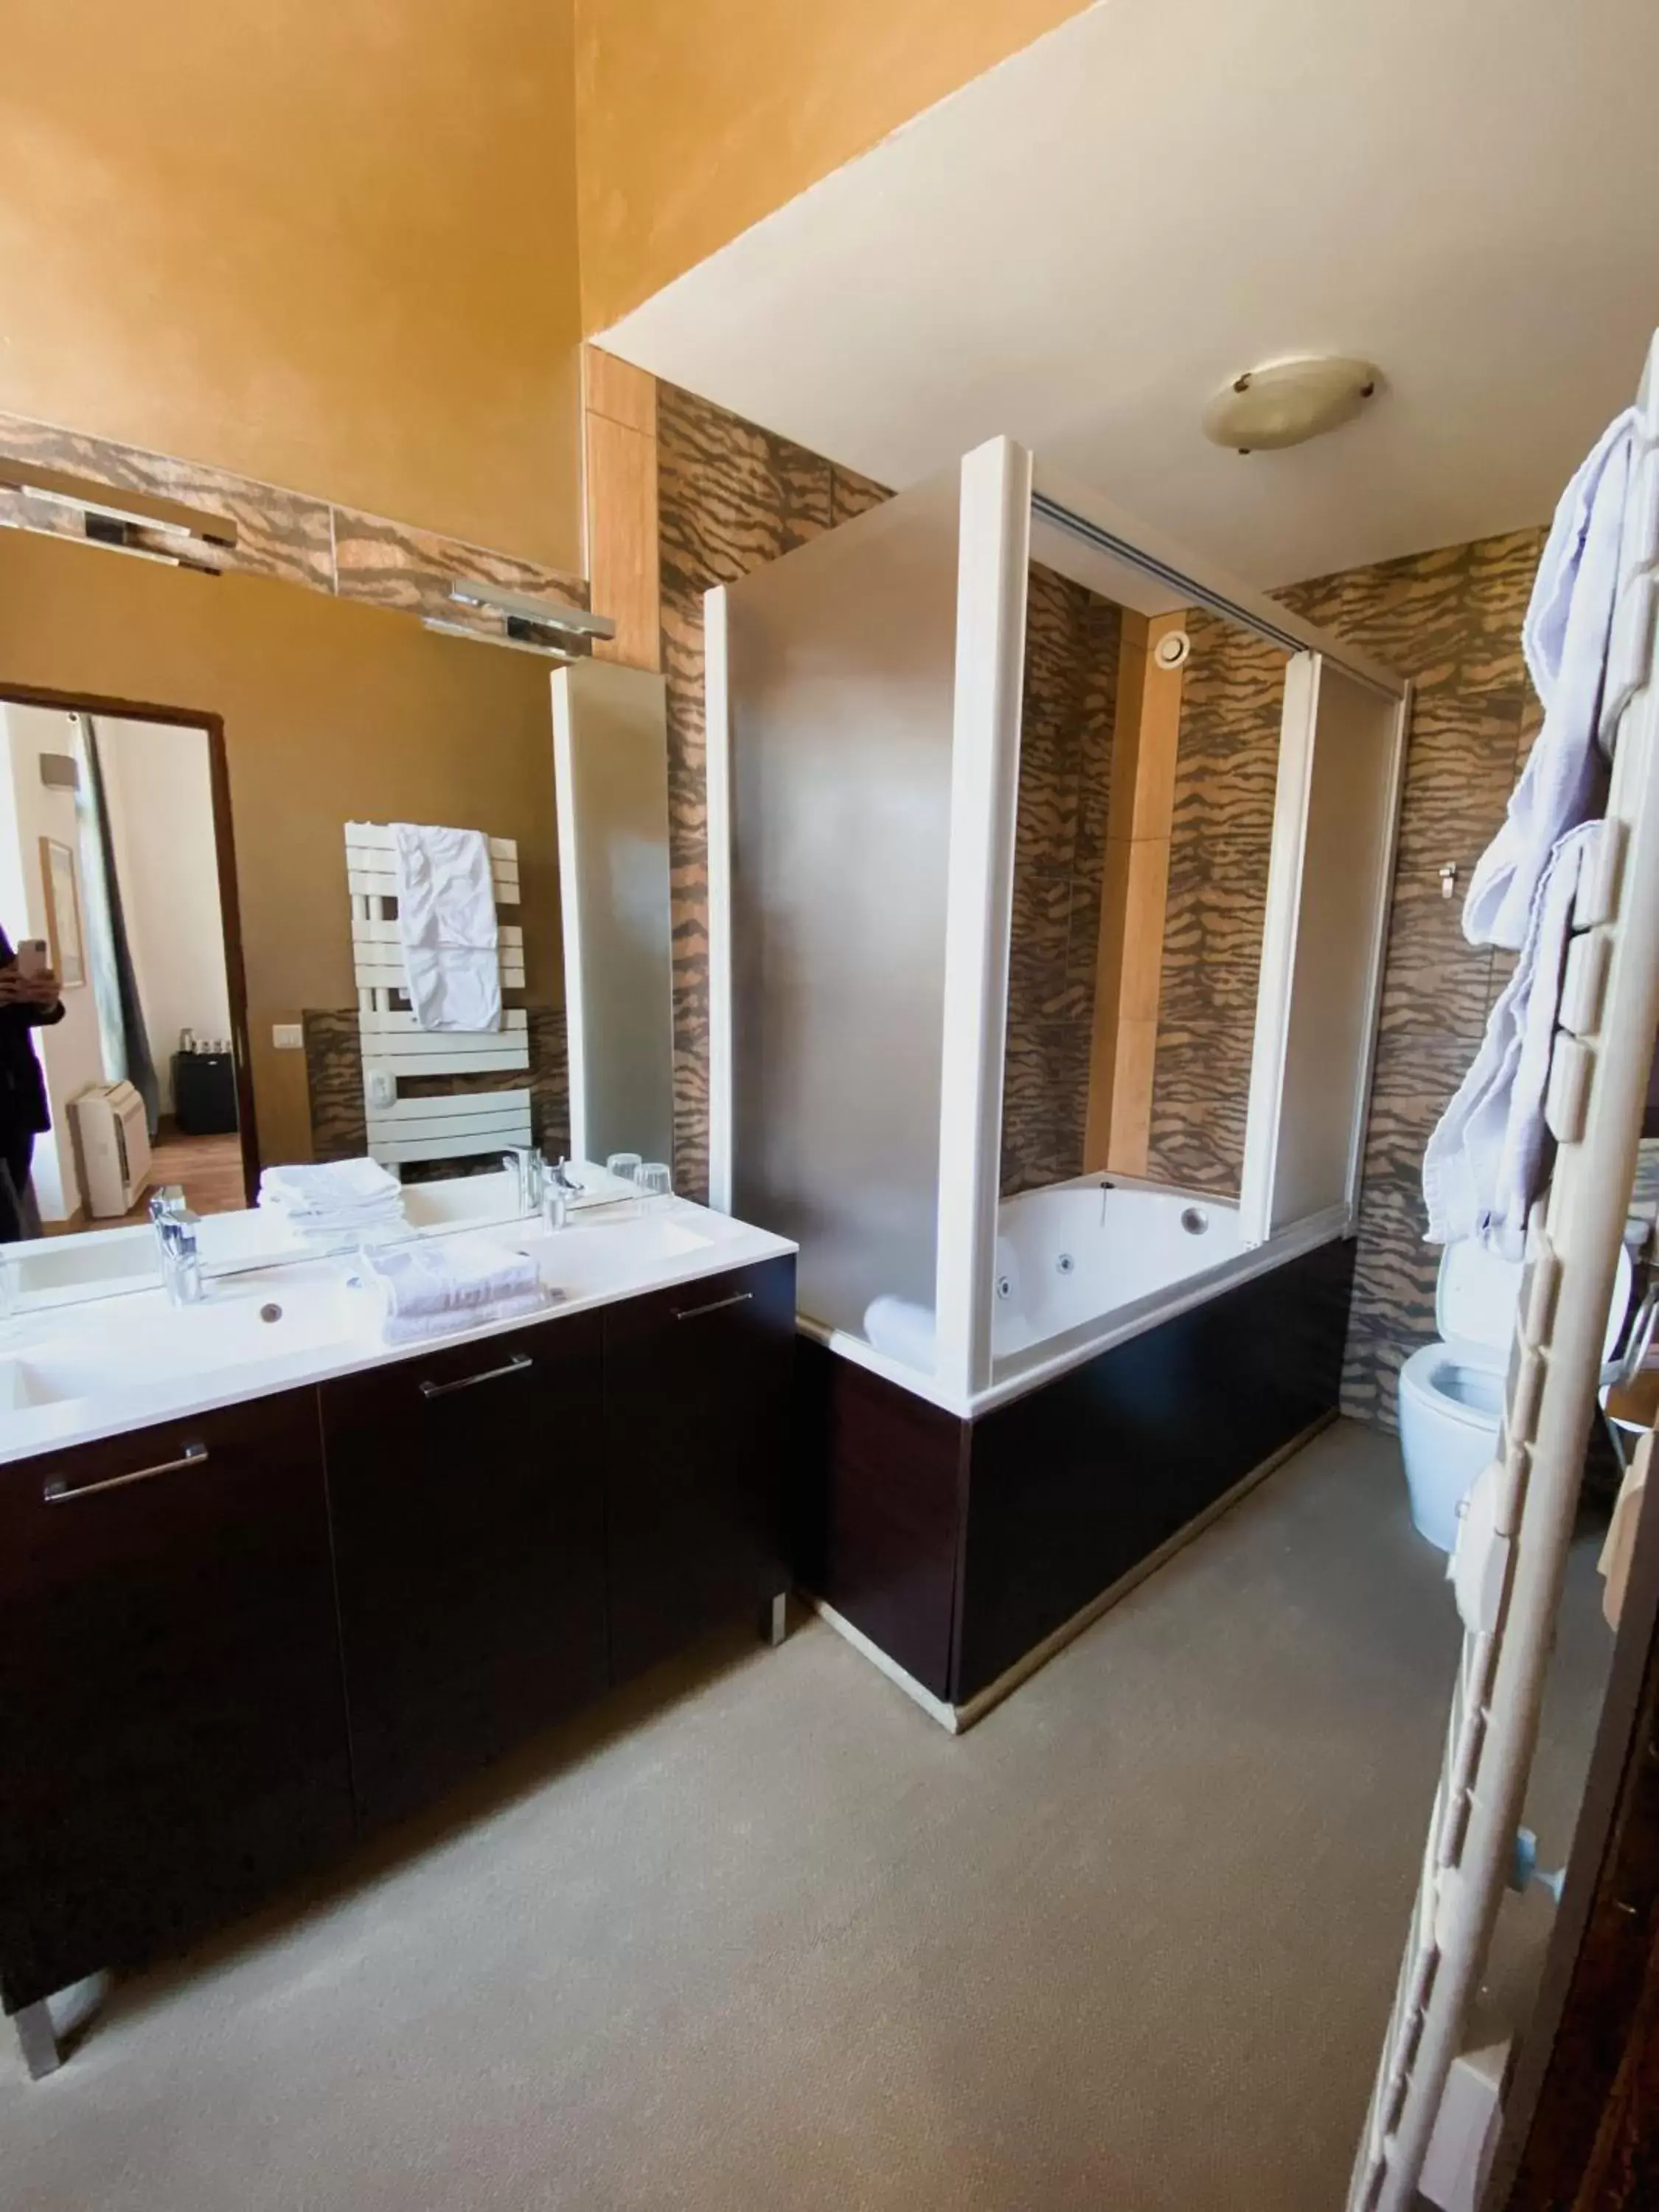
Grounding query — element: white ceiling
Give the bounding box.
[599,0,1659,585]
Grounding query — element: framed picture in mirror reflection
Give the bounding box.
[38,835,86,988]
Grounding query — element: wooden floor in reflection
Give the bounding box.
[42,1125,248,1234]
[124,1127,248,1220]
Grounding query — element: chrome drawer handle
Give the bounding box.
[672,1290,754,1322]
[44,1441,209,1503]
[419,1352,534,1400]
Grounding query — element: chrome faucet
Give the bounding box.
[541,1156,580,1233]
[502,1146,543,1217]
[149,1187,204,1306]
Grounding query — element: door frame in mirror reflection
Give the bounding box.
[0,684,258,1222]
[551,660,675,1173]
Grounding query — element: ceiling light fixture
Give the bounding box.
[1202,355,1380,454]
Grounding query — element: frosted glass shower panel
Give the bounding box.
[1239,655,1405,1243]
[724,471,961,1354]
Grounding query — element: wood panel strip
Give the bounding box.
[585,403,661,672]
[1085,611,1183,1175]
[584,346,658,438]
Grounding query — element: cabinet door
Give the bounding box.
[321,1312,608,1831]
[602,1255,795,1683]
[0,1390,353,2013]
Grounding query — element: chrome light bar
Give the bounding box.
[420,616,580,662]
[0,456,236,573]
[447,580,616,639]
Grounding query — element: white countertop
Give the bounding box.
[0,1181,795,1467]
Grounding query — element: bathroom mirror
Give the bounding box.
[0,518,677,1312]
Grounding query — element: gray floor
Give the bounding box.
[0,1422,1613,2212]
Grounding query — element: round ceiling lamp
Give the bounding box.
[1202,355,1380,453]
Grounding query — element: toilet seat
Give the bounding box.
[1398,1340,1506,1431]
[1397,1239,1634,1552]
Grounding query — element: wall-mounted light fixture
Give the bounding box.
[0,456,237,572]
[422,581,618,660]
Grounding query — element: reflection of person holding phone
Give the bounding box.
[0,928,64,1241]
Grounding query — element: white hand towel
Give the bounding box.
[359,1235,542,1327]
[1423,822,1599,1256]
[862,1294,938,1370]
[382,1287,550,1348]
[392,823,501,1033]
[1464,410,1632,950]
[260,1158,403,1217]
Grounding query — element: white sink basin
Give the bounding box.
[7,1228,161,1304]
[0,1272,375,1410]
[400,1170,524,1231]
[507,1211,716,1297]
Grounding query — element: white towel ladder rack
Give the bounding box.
[343,823,531,1171]
[1346,330,1659,2212]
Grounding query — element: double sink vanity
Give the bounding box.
[0,1169,796,2075]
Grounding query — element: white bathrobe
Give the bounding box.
[1422,407,1643,1251]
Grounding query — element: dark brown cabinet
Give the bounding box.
[0,1391,353,2014]
[321,1310,611,1830]
[602,1256,793,1683]
[0,1251,796,2046]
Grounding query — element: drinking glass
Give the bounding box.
[637,1162,672,1211]
[605,1152,642,1190]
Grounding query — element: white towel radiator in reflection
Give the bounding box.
[343,824,531,1172]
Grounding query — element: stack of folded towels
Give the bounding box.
[259,1158,408,1247]
[355,1237,547,1346]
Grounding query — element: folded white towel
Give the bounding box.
[359,1235,543,1331]
[392,822,500,1034]
[381,1287,550,1348]
[1464,410,1632,950]
[1423,822,1600,1256]
[260,1158,403,1218]
[863,1294,938,1371]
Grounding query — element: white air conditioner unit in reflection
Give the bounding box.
[71,1082,152,1218]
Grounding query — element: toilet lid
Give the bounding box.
[1436,1237,1632,1360]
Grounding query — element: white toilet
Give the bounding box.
[1397,1238,1632,1552]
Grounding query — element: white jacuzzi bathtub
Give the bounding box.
[993,1177,1244,1354]
[861,1174,1248,1380]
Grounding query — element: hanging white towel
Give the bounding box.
[1423,822,1600,1257]
[1464,410,1633,950]
[392,823,501,1032]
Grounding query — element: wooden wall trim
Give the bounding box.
[1084,610,1183,1175]
[582,347,661,672]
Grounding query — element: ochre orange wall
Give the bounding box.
[574,0,1096,333]
[1,0,584,570]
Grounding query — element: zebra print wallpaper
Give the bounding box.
[1144,530,1548,1423]
[1002,563,1121,1195]
[1280,528,1548,1427]
[652,375,1546,1429]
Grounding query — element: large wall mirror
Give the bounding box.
[0,522,675,1310]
